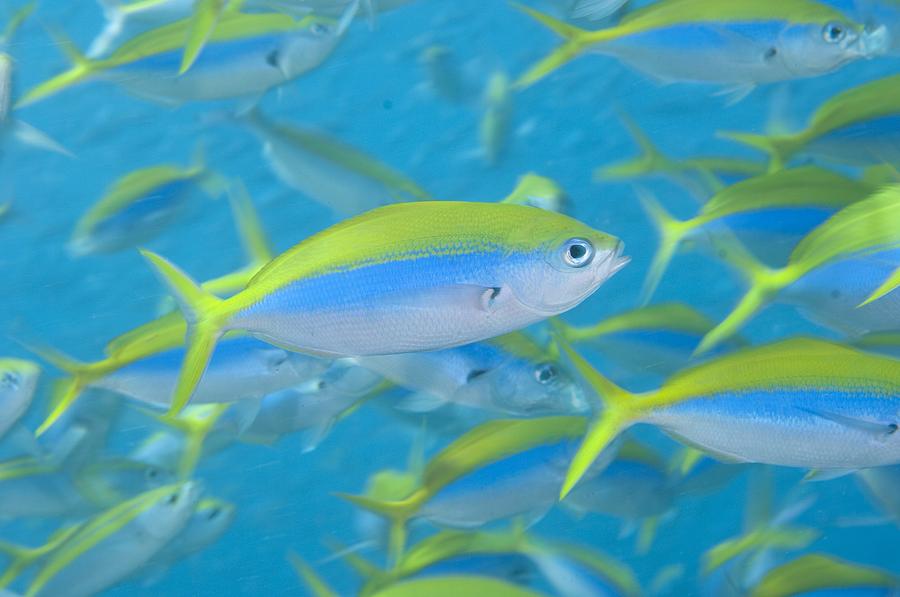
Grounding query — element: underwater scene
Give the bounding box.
[2,0,900,595]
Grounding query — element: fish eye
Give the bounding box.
[311,23,330,35]
[888,423,898,435]
[822,22,847,43]
[266,49,280,67]
[0,371,20,389]
[166,492,179,505]
[561,238,594,268]
[207,507,221,520]
[533,363,558,384]
[146,467,159,480]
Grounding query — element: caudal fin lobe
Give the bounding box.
[139,250,227,417]
[512,4,599,89]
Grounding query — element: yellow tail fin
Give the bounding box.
[557,337,640,499]
[16,29,99,108]
[140,250,227,417]
[180,0,226,74]
[636,189,693,305]
[336,491,422,565]
[512,4,596,89]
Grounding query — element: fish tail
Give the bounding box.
[501,173,567,211]
[180,0,226,75]
[140,403,231,479]
[0,525,76,588]
[702,526,819,575]
[557,338,641,499]
[287,552,338,597]
[228,180,274,265]
[336,492,421,563]
[859,264,900,307]
[1,1,36,46]
[512,3,602,89]
[597,112,672,181]
[140,250,228,418]
[694,238,792,356]
[16,29,99,108]
[19,339,96,436]
[635,188,692,305]
[720,131,793,173]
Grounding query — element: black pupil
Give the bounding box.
[539,365,556,382]
[208,508,221,520]
[830,26,842,38]
[167,494,178,505]
[568,244,587,260]
[266,50,279,67]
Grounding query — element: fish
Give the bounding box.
[513,0,887,97]
[637,166,877,303]
[499,172,569,213]
[19,482,200,597]
[229,108,431,215]
[0,359,40,441]
[29,326,329,436]
[527,540,641,597]
[597,112,765,198]
[18,6,357,107]
[480,71,513,166]
[854,466,900,526]
[696,184,900,354]
[557,337,900,498]
[726,73,900,169]
[565,0,631,22]
[419,46,466,103]
[746,553,900,597]
[357,331,587,417]
[140,200,628,416]
[67,148,225,256]
[138,497,236,583]
[339,417,609,561]
[564,438,675,552]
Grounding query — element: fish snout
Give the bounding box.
[857,25,890,58]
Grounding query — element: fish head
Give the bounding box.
[139,481,203,540]
[777,20,888,76]
[187,498,237,545]
[273,18,345,81]
[0,358,40,408]
[476,358,588,416]
[508,229,628,316]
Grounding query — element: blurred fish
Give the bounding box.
[19,6,357,107]
[528,540,641,597]
[499,172,568,212]
[357,331,587,417]
[30,329,329,435]
[0,4,71,158]
[480,71,513,166]
[637,166,876,303]
[555,303,745,381]
[727,73,900,168]
[696,184,900,354]
[565,438,674,552]
[68,148,224,256]
[557,0,631,22]
[340,417,605,559]
[597,113,765,198]
[0,359,39,441]
[140,201,628,416]
[854,466,900,526]
[514,0,887,98]
[230,108,430,215]
[137,497,236,584]
[15,482,200,597]
[558,337,900,498]
[419,46,466,103]
[746,553,900,596]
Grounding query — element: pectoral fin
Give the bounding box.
[800,407,898,437]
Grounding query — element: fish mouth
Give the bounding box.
[595,240,630,283]
[857,25,890,58]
